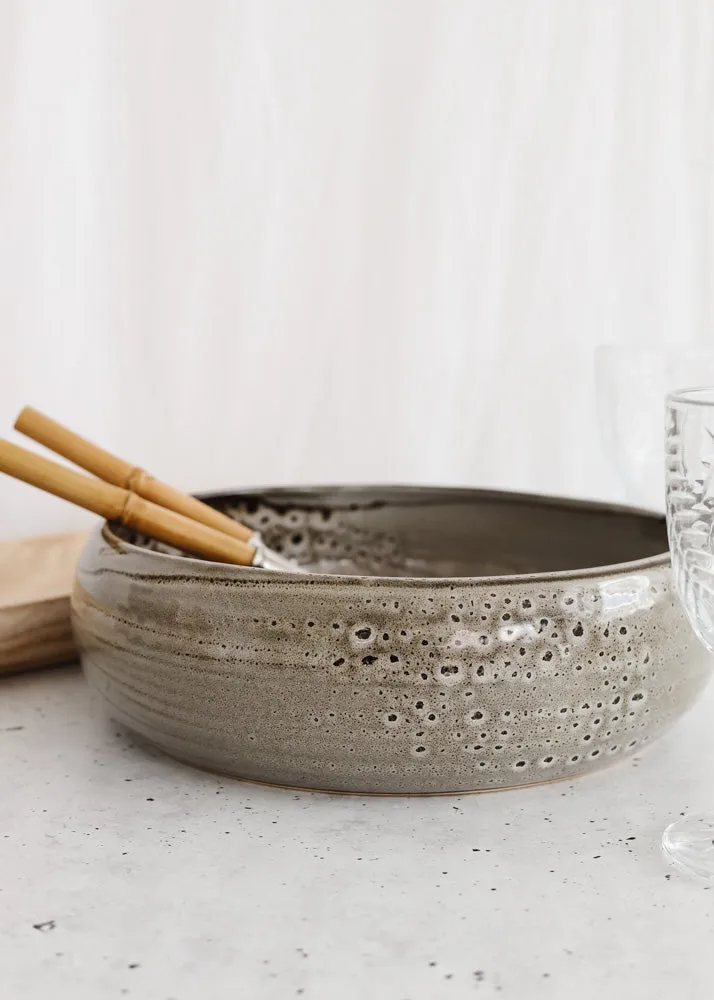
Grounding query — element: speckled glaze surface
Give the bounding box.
[72,486,712,794]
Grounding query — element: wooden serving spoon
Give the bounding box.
[0,438,262,565]
[10,408,300,573]
[15,408,254,544]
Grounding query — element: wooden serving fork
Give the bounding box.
[2,408,301,572]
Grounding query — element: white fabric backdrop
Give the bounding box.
[1,0,713,538]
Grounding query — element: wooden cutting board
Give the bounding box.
[0,531,88,675]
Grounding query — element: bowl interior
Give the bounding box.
[113,485,668,579]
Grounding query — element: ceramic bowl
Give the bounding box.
[72,486,711,794]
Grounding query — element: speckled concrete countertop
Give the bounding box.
[1,664,712,1000]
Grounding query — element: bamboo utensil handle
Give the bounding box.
[14,407,254,544]
[0,440,257,566]
[0,438,127,519]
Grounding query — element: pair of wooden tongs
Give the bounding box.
[0,408,299,571]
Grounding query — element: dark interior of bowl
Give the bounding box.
[114,485,668,578]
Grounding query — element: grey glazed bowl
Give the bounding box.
[72,486,711,794]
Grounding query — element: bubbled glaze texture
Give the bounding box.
[72,487,711,793]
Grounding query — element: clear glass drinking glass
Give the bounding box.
[663,387,714,879]
[596,347,714,880]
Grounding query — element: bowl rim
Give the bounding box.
[99,483,670,586]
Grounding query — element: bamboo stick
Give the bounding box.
[14,407,254,543]
[0,439,256,566]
